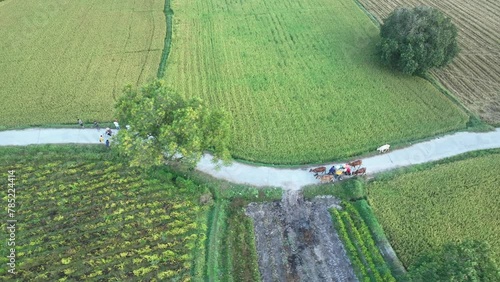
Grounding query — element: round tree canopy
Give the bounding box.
[378,6,459,75]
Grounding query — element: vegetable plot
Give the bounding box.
[0,147,208,280]
[330,202,395,281]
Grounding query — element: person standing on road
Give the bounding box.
[99,135,104,143]
[113,119,120,130]
[93,120,100,131]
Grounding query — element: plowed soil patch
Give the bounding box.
[246,191,357,281]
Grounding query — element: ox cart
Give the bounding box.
[310,160,367,184]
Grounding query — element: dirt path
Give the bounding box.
[246,190,357,282]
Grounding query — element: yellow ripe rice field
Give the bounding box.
[368,151,500,267]
[0,0,165,126]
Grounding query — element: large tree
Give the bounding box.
[379,6,459,75]
[407,240,500,281]
[114,79,232,169]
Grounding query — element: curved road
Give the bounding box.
[1,128,500,190]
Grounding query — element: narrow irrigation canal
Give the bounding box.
[246,190,357,282]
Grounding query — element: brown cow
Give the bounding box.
[309,166,326,175]
[353,167,366,176]
[319,174,334,183]
[348,159,362,168]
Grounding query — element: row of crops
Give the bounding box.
[367,149,500,267]
[0,0,165,127]
[165,0,468,164]
[206,200,261,281]
[199,174,283,282]
[0,146,284,281]
[357,0,500,124]
[330,201,395,281]
[0,146,208,280]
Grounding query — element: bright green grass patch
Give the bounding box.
[185,167,280,281]
[164,0,468,164]
[0,146,208,280]
[0,0,165,126]
[330,201,395,281]
[367,151,500,268]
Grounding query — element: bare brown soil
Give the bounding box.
[357,0,500,124]
[246,191,357,282]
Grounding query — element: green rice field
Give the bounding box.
[165,0,468,164]
[0,0,165,126]
[367,150,500,267]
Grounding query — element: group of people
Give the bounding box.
[328,164,352,175]
[99,120,120,147]
[76,118,132,148]
[77,118,121,148]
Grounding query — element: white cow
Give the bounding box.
[377,144,390,153]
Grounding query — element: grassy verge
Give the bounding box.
[157,0,173,78]
[206,200,230,281]
[171,165,282,281]
[303,178,367,201]
[0,122,117,132]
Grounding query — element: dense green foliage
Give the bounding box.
[0,146,209,280]
[165,0,468,164]
[330,201,395,281]
[367,151,500,267]
[0,0,165,127]
[379,6,459,75]
[407,240,500,281]
[115,79,232,168]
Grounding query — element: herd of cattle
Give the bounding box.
[309,143,391,184]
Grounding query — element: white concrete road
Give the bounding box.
[1,128,500,190]
[197,128,500,190]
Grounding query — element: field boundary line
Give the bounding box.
[352,0,381,27]
[136,10,156,85]
[352,0,481,130]
[422,72,489,130]
[157,0,173,78]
